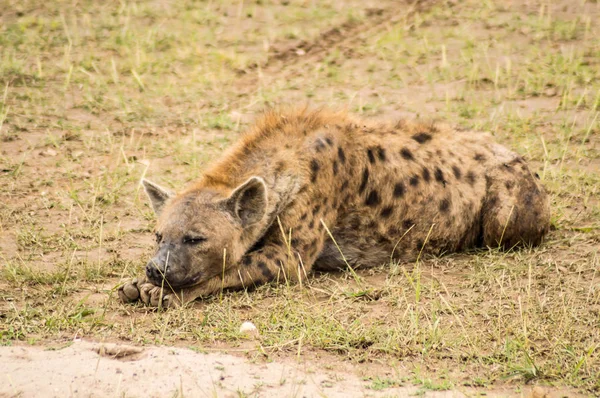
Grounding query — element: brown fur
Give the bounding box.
[119,108,551,307]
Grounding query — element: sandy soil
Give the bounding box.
[1,341,469,398]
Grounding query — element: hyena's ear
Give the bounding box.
[226,176,268,227]
[142,179,173,216]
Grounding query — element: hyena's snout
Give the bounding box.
[145,244,174,284]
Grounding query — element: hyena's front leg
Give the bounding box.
[165,244,318,306]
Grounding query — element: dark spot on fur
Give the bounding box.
[333,160,338,176]
[367,148,376,164]
[365,190,381,207]
[249,235,267,252]
[412,132,432,144]
[387,227,400,236]
[312,204,321,215]
[291,238,300,247]
[466,171,477,186]
[439,198,451,213]
[377,146,386,161]
[359,168,369,193]
[376,234,388,245]
[474,153,486,162]
[265,252,275,260]
[310,159,320,183]
[505,180,514,191]
[534,172,540,180]
[308,220,315,229]
[381,206,394,218]
[368,220,377,228]
[452,165,462,179]
[314,139,326,152]
[257,261,273,279]
[341,180,349,191]
[243,256,252,266]
[400,148,414,161]
[487,195,499,208]
[409,175,420,187]
[300,213,308,221]
[525,192,534,206]
[338,147,346,163]
[434,167,446,186]
[403,219,414,229]
[422,167,431,182]
[416,239,425,250]
[275,161,285,173]
[393,182,405,198]
[325,137,333,146]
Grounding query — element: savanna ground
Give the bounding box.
[1,0,599,396]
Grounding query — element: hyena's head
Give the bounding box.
[141,177,268,288]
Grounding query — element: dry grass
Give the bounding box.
[1,0,599,395]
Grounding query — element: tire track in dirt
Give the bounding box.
[232,0,438,99]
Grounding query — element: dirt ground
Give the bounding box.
[0,341,583,398]
[1,0,599,396]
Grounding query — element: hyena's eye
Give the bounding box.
[155,232,163,243]
[183,235,206,245]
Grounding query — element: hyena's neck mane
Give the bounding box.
[190,107,349,193]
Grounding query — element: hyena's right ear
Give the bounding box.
[225,176,268,227]
[142,179,173,216]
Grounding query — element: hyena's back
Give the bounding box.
[251,113,552,270]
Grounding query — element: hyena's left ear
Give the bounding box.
[142,179,173,216]
[225,176,268,227]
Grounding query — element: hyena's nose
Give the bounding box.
[146,260,164,282]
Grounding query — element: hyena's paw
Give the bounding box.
[118,277,144,303]
[139,283,181,308]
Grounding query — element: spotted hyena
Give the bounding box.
[119,108,550,307]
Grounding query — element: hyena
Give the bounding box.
[119,108,550,307]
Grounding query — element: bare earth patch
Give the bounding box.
[0,342,583,398]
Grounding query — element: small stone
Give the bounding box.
[544,87,557,97]
[528,386,549,398]
[239,321,258,337]
[41,148,58,157]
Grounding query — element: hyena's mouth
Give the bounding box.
[165,272,203,289]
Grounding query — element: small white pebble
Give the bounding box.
[239,321,258,337]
